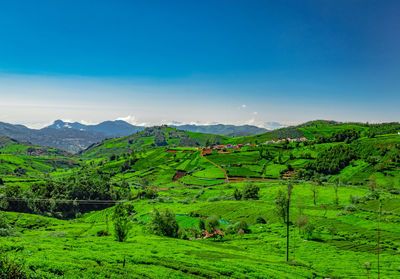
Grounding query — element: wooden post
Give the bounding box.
[378,199,382,279]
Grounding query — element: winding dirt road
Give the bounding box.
[200,150,229,184]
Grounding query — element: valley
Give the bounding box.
[1,121,400,278]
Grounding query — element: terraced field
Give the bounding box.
[1,121,400,278]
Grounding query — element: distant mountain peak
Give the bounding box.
[46,119,145,137]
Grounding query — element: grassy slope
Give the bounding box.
[0,136,74,158]
[80,126,229,159]
[2,182,400,278]
[74,132,400,189]
[228,121,371,145]
[0,137,79,187]
[2,121,400,278]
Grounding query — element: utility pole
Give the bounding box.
[377,199,382,279]
[286,183,293,262]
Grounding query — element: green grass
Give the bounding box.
[2,122,400,278]
[2,181,400,278]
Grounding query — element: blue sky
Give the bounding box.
[0,0,399,128]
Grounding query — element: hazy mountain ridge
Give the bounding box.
[47,120,145,136]
[48,120,270,137]
[0,120,272,153]
[170,124,268,137]
[0,121,107,153]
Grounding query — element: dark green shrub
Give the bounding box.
[304,223,315,240]
[363,191,380,201]
[0,253,29,279]
[344,204,357,212]
[225,224,235,235]
[205,216,219,232]
[256,216,266,224]
[96,229,110,237]
[234,221,250,234]
[233,188,242,200]
[148,209,179,238]
[207,195,234,202]
[349,195,360,204]
[389,188,400,195]
[0,213,14,237]
[179,198,192,204]
[113,203,133,242]
[189,211,200,217]
[138,189,158,199]
[199,218,206,231]
[242,183,260,200]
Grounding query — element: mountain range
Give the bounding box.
[0,120,273,153]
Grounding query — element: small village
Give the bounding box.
[210,137,308,150]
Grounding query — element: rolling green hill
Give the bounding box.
[0,136,75,158]
[229,120,400,145]
[80,126,228,159]
[0,137,78,184]
[2,120,400,278]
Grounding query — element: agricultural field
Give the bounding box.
[1,121,400,278]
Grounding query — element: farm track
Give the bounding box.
[200,150,229,183]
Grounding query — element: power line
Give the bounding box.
[0,197,128,205]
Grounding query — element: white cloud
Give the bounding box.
[241,104,247,108]
[244,118,255,125]
[253,111,258,115]
[116,115,137,125]
[80,120,98,125]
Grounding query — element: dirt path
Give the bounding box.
[200,150,229,183]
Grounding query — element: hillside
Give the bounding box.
[170,124,268,137]
[0,136,74,158]
[229,120,400,145]
[80,126,228,159]
[0,137,78,181]
[1,179,400,278]
[1,120,400,278]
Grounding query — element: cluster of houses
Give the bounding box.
[211,144,244,150]
[205,138,307,150]
[263,137,307,144]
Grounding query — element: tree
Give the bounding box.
[234,220,250,234]
[304,223,315,240]
[149,209,179,238]
[242,183,260,200]
[296,215,308,234]
[286,183,293,262]
[113,203,133,242]
[274,189,287,223]
[205,216,220,232]
[333,179,340,206]
[311,184,318,206]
